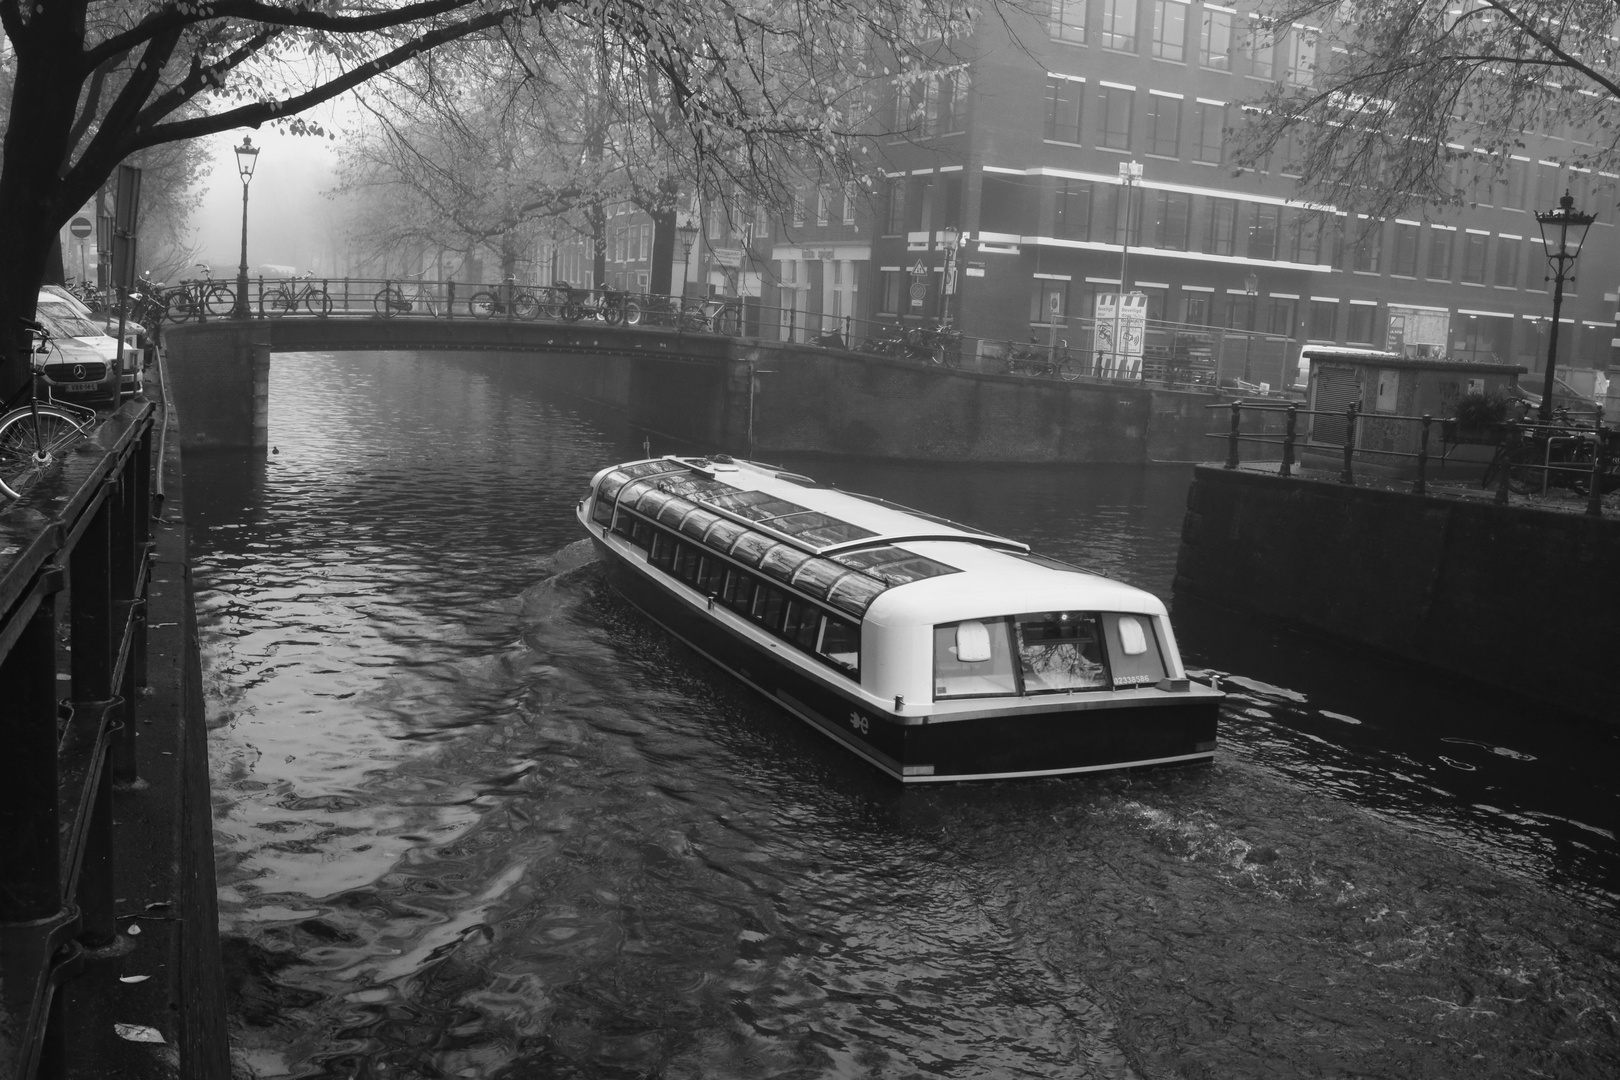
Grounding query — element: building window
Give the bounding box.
[1493,235,1520,287]
[1346,304,1376,343]
[1050,0,1087,44]
[1505,158,1529,208]
[1392,223,1419,276]
[1262,297,1297,337]
[1427,228,1454,280]
[1461,232,1488,283]
[1099,85,1134,149]
[1308,299,1337,340]
[1205,197,1237,256]
[1224,293,1255,331]
[792,192,805,228]
[1284,26,1316,85]
[816,191,829,226]
[1351,223,1382,273]
[1247,204,1281,261]
[1054,179,1093,240]
[1192,100,1224,163]
[1200,7,1232,69]
[1145,94,1180,156]
[884,181,903,235]
[1243,17,1275,78]
[755,203,771,241]
[1045,76,1085,143]
[1031,278,1069,322]
[1101,0,1138,51]
[1179,292,1211,324]
[1283,208,1324,263]
[1143,190,1190,249]
[1151,1,1186,61]
[881,270,904,314]
[843,184,857,225]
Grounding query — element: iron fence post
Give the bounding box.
[1495,426,1514,505]
[1414,414,1431,495]
[1587,426,1608,517]
[1339,402,1358,485]
[1281,405,1297,477]
[1224,401,1242,469]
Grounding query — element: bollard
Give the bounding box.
[1587,428,1608,517]
[1414,414,1431,495]
[447,279,456,319]
[1281,405,1297,477]
[1224,401,1241,469]
[1338,402,1358,485]
[1495,426,1513,505]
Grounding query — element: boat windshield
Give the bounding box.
[933,612,1167,699]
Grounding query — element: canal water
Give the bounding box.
[186,351,1620,1079]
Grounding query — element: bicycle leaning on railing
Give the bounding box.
[374,273,440,318]
[262,270,334,317]
[1480,416,1620,497]
[1003,337,1077,381]
[469,277,540,320]
[0,318,99,499]
[163,263,235,322]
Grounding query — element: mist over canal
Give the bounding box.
[187,351,1620,1078]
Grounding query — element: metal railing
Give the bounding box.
[1,400,155,1079]
[1208,399,1616,516]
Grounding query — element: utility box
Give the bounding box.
[1305,352,1523,461]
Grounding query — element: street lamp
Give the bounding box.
[676,218,699,299]
[233,136,260,318]
[1117,160,1142,293]
[1534,190,1595,421]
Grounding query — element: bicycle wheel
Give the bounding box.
[1059,360,1079,382]
[374,286,405,317]
[513,293,541,320]
[602,301,624,327]
[0,406,88,498]
[164,289,194,323]
[1506,450,1542,495]
[622,300,642,326]
[303,289,333,317]
[261,288,293,318]
[468,291,498,318]
[204,283,236,316]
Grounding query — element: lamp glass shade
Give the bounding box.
[235,137,260,184]
[1535,191,1596,260]
[676,222,699,249]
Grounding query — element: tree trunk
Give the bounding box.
[649,209,676,297]
[589,202,607,288]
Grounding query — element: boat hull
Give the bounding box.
[592,535,1218,783]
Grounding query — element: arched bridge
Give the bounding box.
[159,315,1239,466]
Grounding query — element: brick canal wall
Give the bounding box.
[1174,466,1620,723]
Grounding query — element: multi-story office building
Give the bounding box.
[776,1,1618,387]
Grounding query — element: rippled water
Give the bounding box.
[189,351,1620,1079]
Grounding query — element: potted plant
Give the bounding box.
[1445,390,1510,443]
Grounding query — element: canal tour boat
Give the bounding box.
[578,455,1221,782]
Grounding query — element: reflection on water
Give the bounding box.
[191,352,1620,1078]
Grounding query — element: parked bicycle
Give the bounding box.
[262,270,333,317]
[0,319,99,499]
[1480,415,1620,497]
[1004,337,1077,381]
[555,280,637,325]
[374,273,440,318]
[907,322,963,367]
[678,296,740,334]
[632,293,683,328]
[469,276,540,320]
[163,264,235,322]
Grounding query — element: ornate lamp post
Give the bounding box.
[233,136,260,318]
[676,218,699,299]
[1534,190,1595,421]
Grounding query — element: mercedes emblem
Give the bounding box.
[73,364,86,380]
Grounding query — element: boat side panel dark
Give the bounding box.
[904,702,1218,779]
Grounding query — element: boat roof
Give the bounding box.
[595,456,1164,622]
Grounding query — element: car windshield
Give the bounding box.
[37,304,105,340]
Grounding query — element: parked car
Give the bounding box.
[37,287,142,401]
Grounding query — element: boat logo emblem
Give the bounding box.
[848,710,869,735]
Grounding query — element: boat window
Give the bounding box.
[793,520,879,548]
[615,478,658,511]
[593,470,631,524]
[729,531,778,567]
[782,599,822,651]
[1102,613,1168,687]
[721,569,755,613]
[657,475,735,501]
[751,584,788,632]
[830,546,960,584]
[672,541,702,584]
[934,619,1019,699]
[824,573,887,618]
[1014,612,1109,693]
[696,556,726,595]
[819,617,860,677]
[790,558,851,600]
[678,507,722,540]
[759,544,814,583]
[708,490,809,521]
[633,487,679,517]
[649,530,676,570]
[621,459,689,479]
[657,497,698,528]
[626,517,653,550]
[702,518,749,555]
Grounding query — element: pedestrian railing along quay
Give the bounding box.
[1208,400,1617,516]
[1,402,155,1079]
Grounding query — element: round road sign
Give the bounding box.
[69,216,92,238]
[909,281,928,301]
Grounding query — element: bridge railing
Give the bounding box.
[1,400,156,1079]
